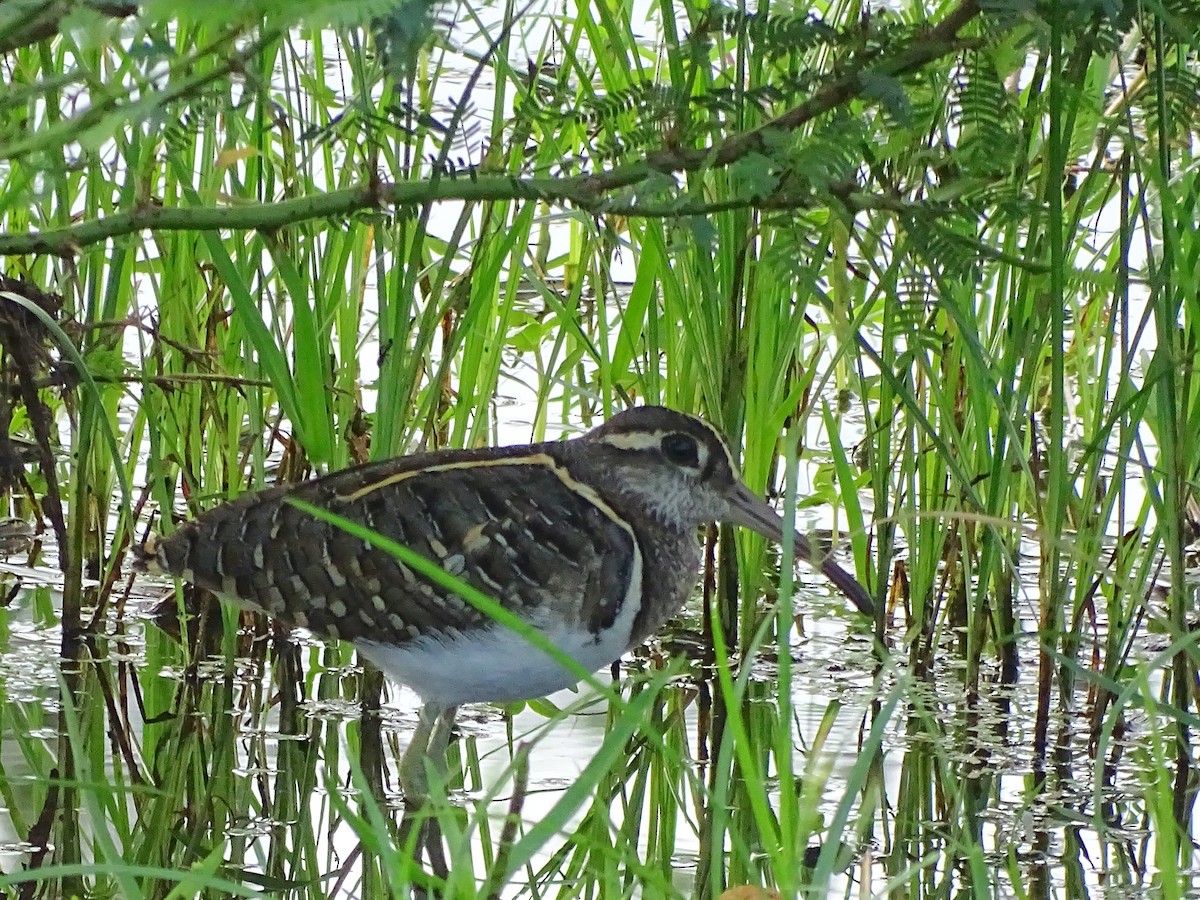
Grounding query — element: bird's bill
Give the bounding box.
[725,483,876,617]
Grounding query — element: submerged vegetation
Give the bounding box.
[1,0,1198,896]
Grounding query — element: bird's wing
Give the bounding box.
[140,454,639,647]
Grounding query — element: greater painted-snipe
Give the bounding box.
[133,406,874,799]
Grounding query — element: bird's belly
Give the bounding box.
[357,619,634,708]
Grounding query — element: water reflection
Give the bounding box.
[0,559,1193,896]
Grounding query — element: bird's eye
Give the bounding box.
[661,433,700,468]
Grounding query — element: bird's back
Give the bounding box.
[134,445,645,651]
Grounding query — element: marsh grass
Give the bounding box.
[1,0,1198,897]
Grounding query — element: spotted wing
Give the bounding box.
[139,454,639,647]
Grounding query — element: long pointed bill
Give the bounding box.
[724,483,875,617]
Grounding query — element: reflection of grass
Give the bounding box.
[1,1,1197,897]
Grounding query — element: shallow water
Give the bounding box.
[2,533,1194,898]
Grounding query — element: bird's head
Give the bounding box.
[572,406,875,617]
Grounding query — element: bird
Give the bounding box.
[132,406,874,801]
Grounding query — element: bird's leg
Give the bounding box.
[419,706,459,877]
[399,703,461,801]
[425,705,459,782]
[399,703,440,874]
[399,702,442,804]
[398,704,459,879]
